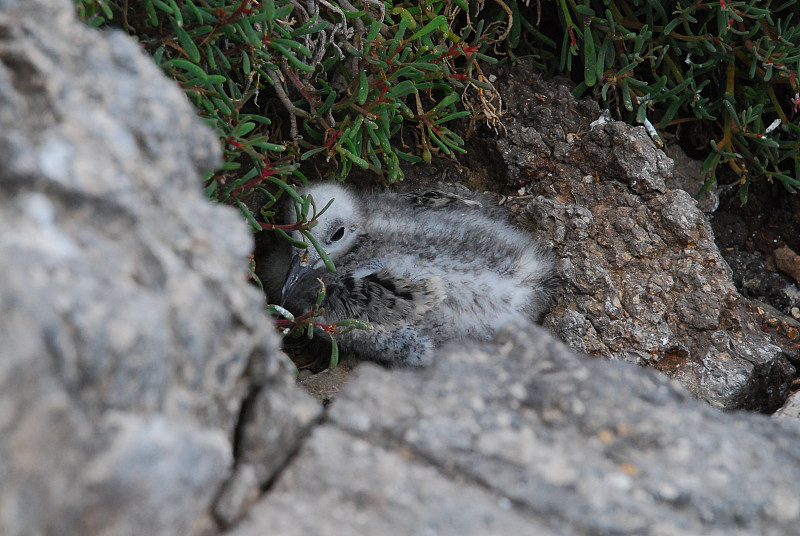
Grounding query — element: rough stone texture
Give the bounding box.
[228,424,562,536]
[718,248,800,315]
[710,203,800,322]
[231,323,800,536]
[774,391,800,420]
[487,66,795,411]
[296,360,359,403]
[0,1,320,535]
[776,246,800,284]
[664,144,719,213]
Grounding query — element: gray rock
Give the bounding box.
[586,121,671,195]
[665,144,719,213]
[491,68,794,411]
[0,1,320,534]
[226,426,562,536]
[231,323,800,536]
[774,391,800,420]
[717,248,800,316]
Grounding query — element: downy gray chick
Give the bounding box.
[257,182,558,366]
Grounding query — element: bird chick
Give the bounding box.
[257,182,558,366]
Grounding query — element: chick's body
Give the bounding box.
[258,183,558,366]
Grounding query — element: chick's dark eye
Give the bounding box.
[330,227,345,242]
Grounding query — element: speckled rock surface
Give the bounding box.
[230,323,800,536]
[0,1,320,534]
[774,391,800,420]
[488,68,795,411]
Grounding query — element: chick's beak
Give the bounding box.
[280,252,312,306]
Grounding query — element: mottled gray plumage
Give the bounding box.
[257,182,558,366]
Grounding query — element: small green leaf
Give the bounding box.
[151,0,172,13]
[739,177,750,204]
[204,44,216,70]
[338,147,370,169]
[601,80,612,101]
[301,148,326,161]
[663,17,681,35]
[184,0,205,23]
[144,0,159,25]
[251,139,287,152]
[304,231,336,271]
[431,92,460,114]
[234,198,262,232]
[212,97,232,116]
[329,338,339,368]
[408,15,447,41]
[152,44,166,65]
[621,78,633,111]
[434,111,470,125]
[204,179,218,198]
[723,99,741,126]
[475,52,498,64]
[428,129,451,155]
[388,80,417,98]
[365,20,382,45]
[242,50,251,74]
[293,14,327,36]
[266,304,294,321]
[357,69,369,106]
[572,81,588,99]
[317,89,337,116]
[170,58,206,78]
[267,41,315,72]
[635,103,648,123]
[166,0,183,25]
[203,75,227,84]
[700,151,721,176]
[596,38,610,83]
[583,21,597,87]
[658,98,683,128]
[233,121,256,138]
[508,0,521,49]
[396,150,422,163]
[275,228,310,249]
[272,38,313,58]
[175,25,201,62]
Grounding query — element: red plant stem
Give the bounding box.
[259,221,310,231]
[219,0,253,26]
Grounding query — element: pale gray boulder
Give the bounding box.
[230,322,800,536]
[0,1,319,534]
